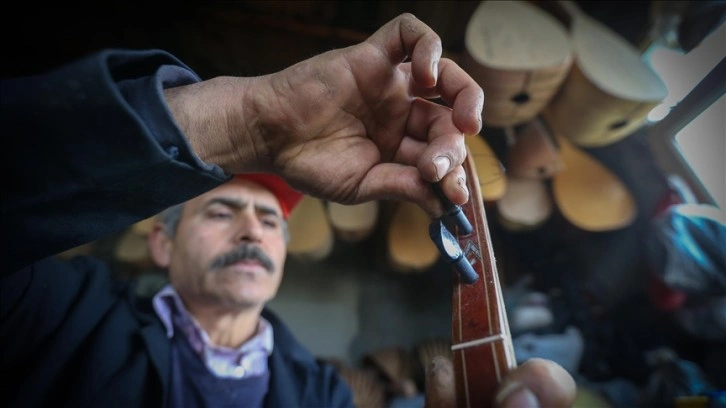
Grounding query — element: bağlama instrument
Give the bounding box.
[429,147,517,407]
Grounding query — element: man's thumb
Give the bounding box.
[424,356,457,408]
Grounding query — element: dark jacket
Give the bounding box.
[0,49,353,407]
[2,256,353,407]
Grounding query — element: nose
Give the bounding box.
[234,213,264,243]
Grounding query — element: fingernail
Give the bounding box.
[432,60,439,83]
[495,382,539,408]
[458,176,468,198]
[433,156,450,180]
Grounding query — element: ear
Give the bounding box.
[147,222,173,268]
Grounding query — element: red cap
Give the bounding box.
[235,174,303,219]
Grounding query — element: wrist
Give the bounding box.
[164,76,265,175]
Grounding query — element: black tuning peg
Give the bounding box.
[429,219,479,284]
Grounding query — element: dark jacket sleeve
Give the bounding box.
[1,49,231,273]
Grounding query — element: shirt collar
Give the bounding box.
[152,284,274,357]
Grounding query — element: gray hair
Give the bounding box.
[156,203,290,242]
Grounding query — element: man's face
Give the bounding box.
[157,178,287,311]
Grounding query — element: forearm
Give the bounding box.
[0,49,229,273]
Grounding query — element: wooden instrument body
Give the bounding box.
[506,117,563,180]
[287,196,334,262]
[387,201,439,272]
[496,177,553,232]
[462,0,573,128]
[543,110,638,232]
[466,134,507,202]
[547,64,661,147]
[546,15,667,147]
[327,201,379,243]
[462,52,572,127]
[498,117,560,231]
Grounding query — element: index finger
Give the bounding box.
[366,13,442,89]
[405,58,484,143]
[366,14,483,139]
[435,58,485,137]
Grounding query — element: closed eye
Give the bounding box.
[261,218,279,228]
[208,211,233,220]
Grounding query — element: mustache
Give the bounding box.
[210,244,275,273]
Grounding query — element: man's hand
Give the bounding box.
[168,13,484,218]
[256,12,484,217]
[425,356,576,408]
